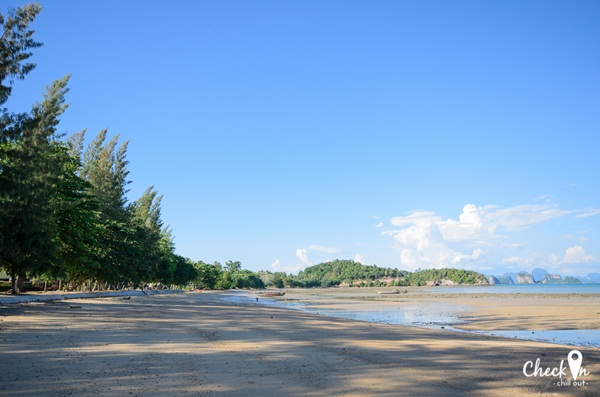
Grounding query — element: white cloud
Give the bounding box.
[354,253,365,264]
[385,202,589,270]
[271,259,304,275]
[296,248,312,267]
[375,222,384,228]
[498,245,599,275]
[385,220,482,270]
[288,244,342,273]
[271,259,281,270]
[438,204,496,241]
[563,245,598,264]
[575,208,600,218]
[489,204,575,230]
[451,248,485,264]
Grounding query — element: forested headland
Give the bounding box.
[287,260,488,287]
[0,4,488,294]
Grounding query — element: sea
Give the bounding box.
[222,284,600,348]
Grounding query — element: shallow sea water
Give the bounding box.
[221,291,600,348]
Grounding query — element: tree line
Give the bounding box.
[402,267,488,286]
[278,260,488,288]
[189,260,488,290]
[0,4,198,293]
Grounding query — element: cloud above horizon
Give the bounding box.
[295,244,345,268]
[501,245,600,276]
[272,244,345,275]
[296,248,312,267]
[271,258,304,274]
[384,203,599,273]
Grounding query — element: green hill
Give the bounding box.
[290,260,407,287]
[286,260,488,287]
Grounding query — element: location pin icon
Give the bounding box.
[568,350,583,380]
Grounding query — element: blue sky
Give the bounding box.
[5,1,600,277]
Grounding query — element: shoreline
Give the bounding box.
[246,286,600,350]
[1,291,598,396]
[249,287,600,347]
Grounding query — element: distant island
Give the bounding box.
[487,268,600,285]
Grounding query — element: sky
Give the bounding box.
[4,0,600,277]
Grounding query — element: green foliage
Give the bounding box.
[0,75,71,292]
[215,270,233,290]
[292,260,404,287]
[271,272,286,288]
[405,268,487,286]
[82,130,130,222]
[283,260,486,288]
[171,259,489,291]
[186,260,268,290]
[204,261,265,290]
[194,261,221,290]
[231,270,264,289]
[0,3,42,106]
[52,141,100,283]
[129,186,172,284]
[172,256,198,286]
[224,260,242,273]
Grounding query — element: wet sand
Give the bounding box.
[1,291,599,396]
[275,287,600,331]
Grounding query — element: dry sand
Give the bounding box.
[0,290,599,396]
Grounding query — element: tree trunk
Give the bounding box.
[16,275,24,293]
[44,280,48,292]
[10,271,17,294]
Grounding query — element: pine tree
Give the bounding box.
[82,131,130,222]
[52,138,101,286]
[81,131,134,286]
[0,3,42,107]
[0,75,71,293]
[130,186,165,283]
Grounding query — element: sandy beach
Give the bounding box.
[1,290,599,396]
